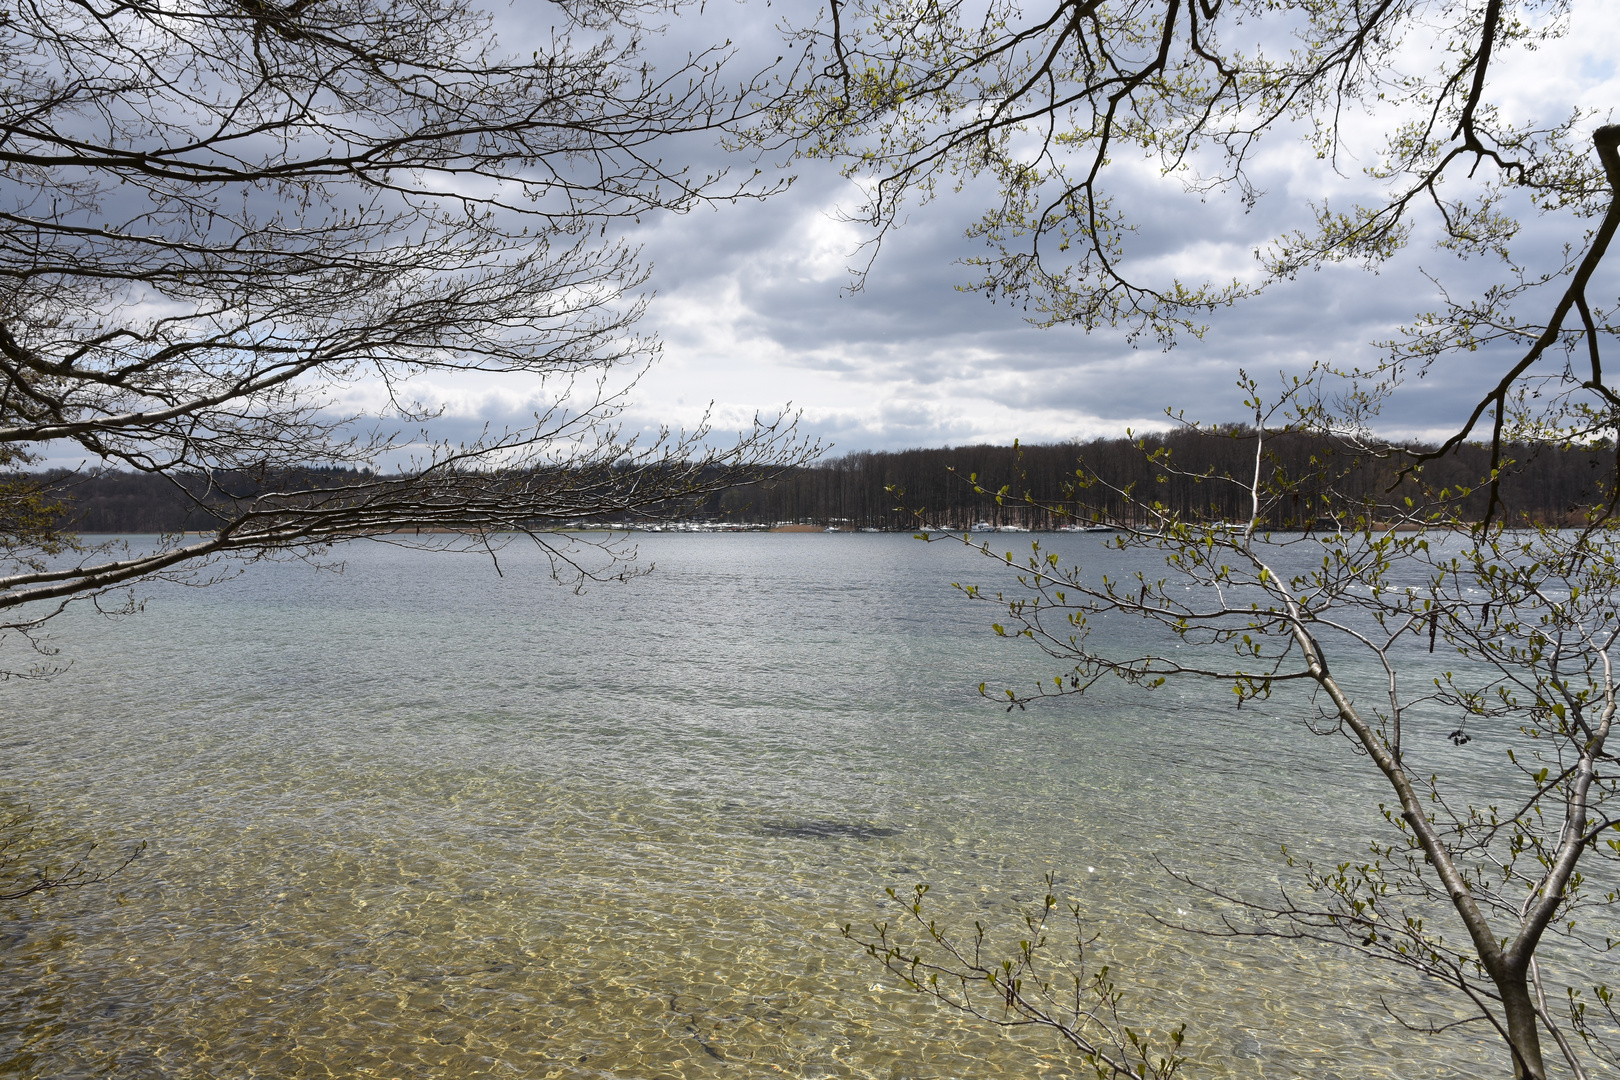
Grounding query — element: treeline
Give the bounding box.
[25,430,1615,533]
[38,467,376,533]
[694,430,1613,529]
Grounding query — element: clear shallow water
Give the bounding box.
[0,533,1537,1077]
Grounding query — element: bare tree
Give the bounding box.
[912,372,1620,1079]
[0,0,808,650]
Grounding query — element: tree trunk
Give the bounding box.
[1501,974,1547,1080]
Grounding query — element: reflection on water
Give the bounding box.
[0,535,1514,1076]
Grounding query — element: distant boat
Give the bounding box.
[970,522,995,532]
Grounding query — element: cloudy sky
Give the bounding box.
[23,0,1617,474]
[38,0,1608,472]
[22,0,1607,472]
[494,0,1607,458]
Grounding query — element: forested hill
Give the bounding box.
[35,430,1613,533]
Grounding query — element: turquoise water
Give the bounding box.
[0,533,1539,1077]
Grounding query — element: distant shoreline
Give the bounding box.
[71,520,1475,538]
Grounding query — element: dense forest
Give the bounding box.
[28,429,1614,533]
[37,467,378,534]
[695,429,1611,529]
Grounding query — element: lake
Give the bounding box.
[0,532,1524,1077]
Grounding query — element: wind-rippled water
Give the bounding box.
[0,533,1531,1077]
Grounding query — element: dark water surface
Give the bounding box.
[0,533,1524,1077]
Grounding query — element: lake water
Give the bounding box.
[0,533,1543,1077]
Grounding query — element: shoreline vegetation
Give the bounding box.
[78,520,1476,536]
[31,428,1612,535]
